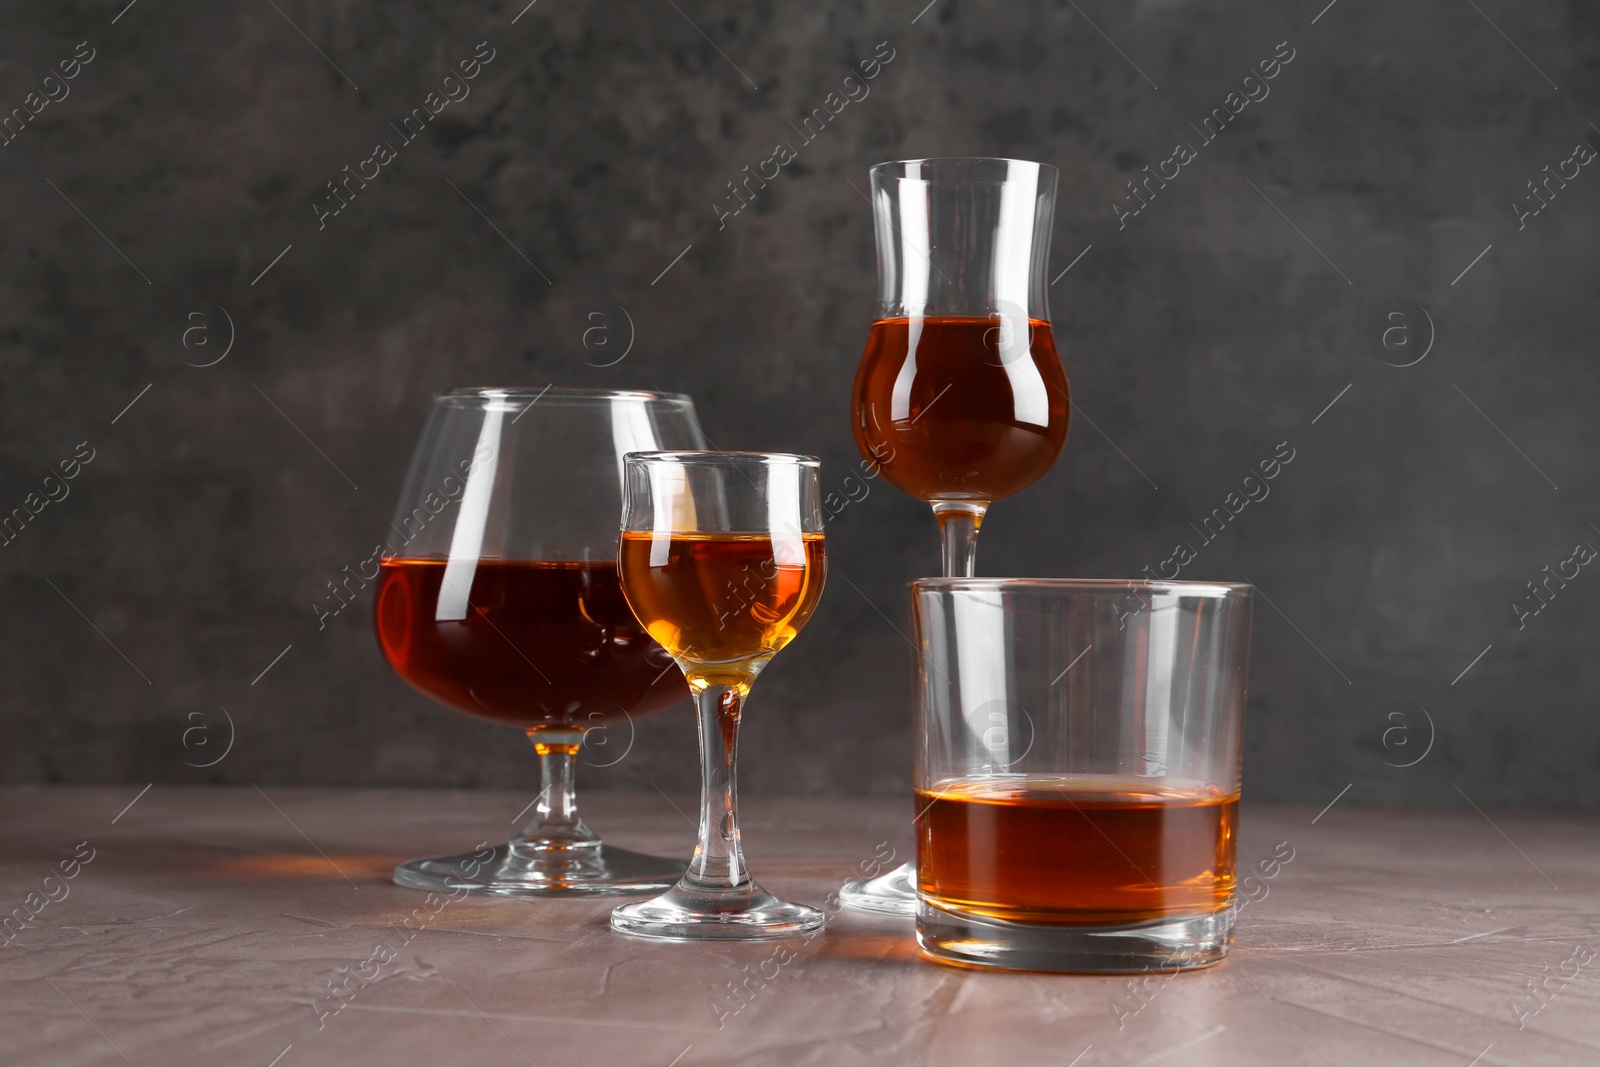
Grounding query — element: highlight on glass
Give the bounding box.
[374,387,706,896]
[844,156,1070,915]
[610,451,828,941]
[910,578,1253,973]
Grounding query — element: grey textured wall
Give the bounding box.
[2,0,1596,808]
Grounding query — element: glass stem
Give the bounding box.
[683,679,755,892]
[516,728,596,849]
[932,500,989,578]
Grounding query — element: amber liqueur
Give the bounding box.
[852,315,1069,502]
[916,776,1238,925]
[374,558,684,728]
[616,531,826,668]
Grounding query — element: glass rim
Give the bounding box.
[431,385,694,407]
[911,577,1252,598]
[870,157,1059,180]
[623,449,821,467]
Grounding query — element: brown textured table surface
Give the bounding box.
[1,786,1595,1066]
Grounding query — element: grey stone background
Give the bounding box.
[1,0,1595,809]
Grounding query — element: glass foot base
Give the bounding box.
[393,842,682,897]
[611,882,825,941]
[916,898,1234,973]
[839,860,917,917]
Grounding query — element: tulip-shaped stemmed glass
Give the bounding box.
[844,157,1070,914]
[610,451,828,940]
[375,387,706,896]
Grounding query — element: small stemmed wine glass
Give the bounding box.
[610,451,828,940]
